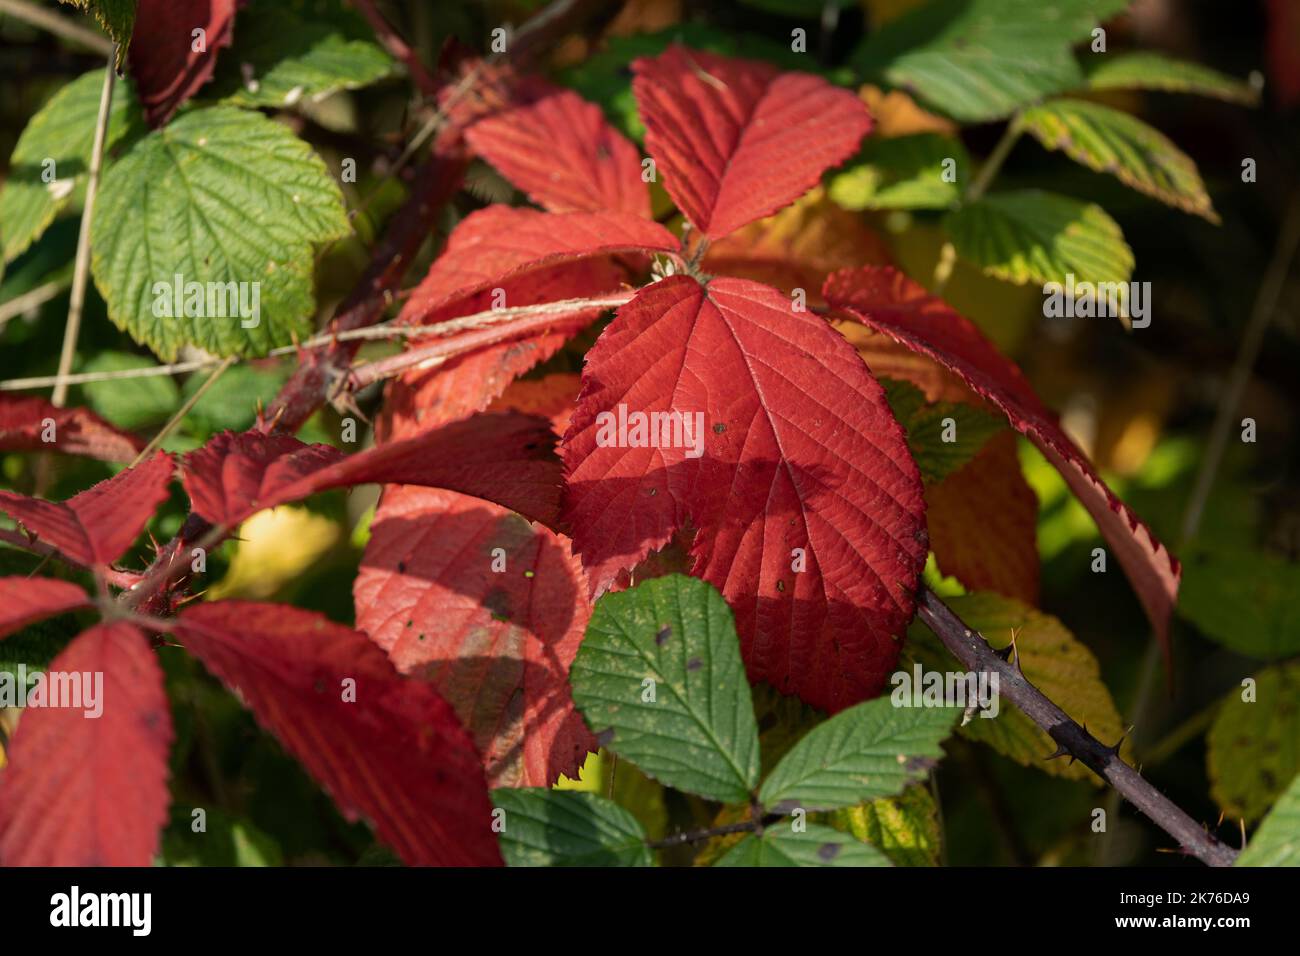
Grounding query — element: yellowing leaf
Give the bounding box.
[209,506,341,601]
[1208,662,1300,824]
[828,782,941,866]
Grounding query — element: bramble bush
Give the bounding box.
[0,0,1296,868]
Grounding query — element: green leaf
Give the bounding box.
[78,351,180,430]
[58,1,137,67]
[1208,661,1300,824]
[1179,549,1300,662]
[181,361,291,437]
[1018,98,1216,221]
[905,592,1127,782]
[882,378,1005,484]
[91,106,350,360]
[852,0,1130,123]
[759,696,954,811]
[715,822,892,866]
[945,190,1133,289]
[208,0,392,109]
[492,789,653,866]
[828,133,968,211]
[1083,52,1259,106]
[570,575,761,803]
[1237,773,1300,867]
[828,783,942,866]
[1,71,142,262]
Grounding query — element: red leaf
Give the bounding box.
[397,206,677,327]
[632,46,871,239]
[0,577,90,639]
[926,433,1040,605]
[0,395,144,462]
[182,413,562,529]
[128,0,239,127]
[0,453,174,567]
[0,622,172,866]
[466,89,651,218]
[355,487,595,787]
[378,258,625,442]
[824,266,1180,655]
[173,601,502,866]
[490,373,582,436]
[563,275,927,712]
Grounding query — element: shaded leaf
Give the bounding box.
[882,377,1004,484]
[1179,548,1300,661]
[79,351,180,430]
[632,45,871,238]
[569,575,761,802]
[926,432,1040,604]
[564,275,928,712]
[355,486,595,787]
[492,788,652,866]
[173,601,502,865]
[0,453,174,566]
[829,133,968,211]
[0,622,171,866]
[1208,661,1300,824]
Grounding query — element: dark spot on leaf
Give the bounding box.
[397,560,406,573]
[595,727,616,747]
[905,755,938,774]
[776,579,785,592]
[818,843,840,861]
[484,587,512,623]
[713,423,726,434]
[655,625,672,646]
[687,657,702,671]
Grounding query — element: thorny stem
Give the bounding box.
[916,585,1238,867]
[647,815,780,850]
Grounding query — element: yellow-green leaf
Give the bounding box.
[1019,98,1216,221]
[1208,662,1300,824]
[1237,773,1300,867]
[828,783,941,866]
[1084,52,1259,106]
[945,189,1133,289]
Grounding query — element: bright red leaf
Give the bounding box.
[0,396,144,462]
[128,0,239,127]
[173,601,502,866]
[466,89,651,218]
[0,577,90,639]
[0,453,174,567]
[824,266,1180,656]
[632,46,872,239]
[182,413,562,529]
[563,275,927,713]
[490,373,582,436]
[397,206,677,327]
[355,486,595,788]
[0,622,172,866]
